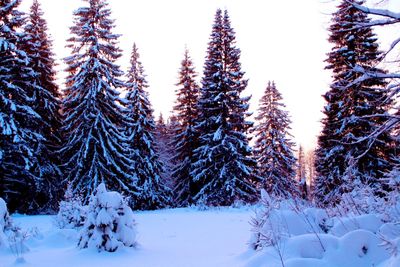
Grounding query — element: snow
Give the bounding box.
[1,207,252,267]
[1,205,399,267]
[248,195,400,267]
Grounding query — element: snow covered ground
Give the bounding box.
[1,205,399,267]
[1,207,254,267]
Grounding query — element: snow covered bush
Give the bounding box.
[0,197,13,248]
[78,183,137,252]
[8,229,30,263]
[334,181,383,216]
[56,185,87,229]
[383,168,400,222]
[0,197,29,262]
[248,184,400,267]
[250,190,282,250]
[250,190,331,251]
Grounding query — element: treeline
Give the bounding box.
[1,0,398,214]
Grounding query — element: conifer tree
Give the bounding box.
[154,113,174,188]
[0,0,43,212]
[191,9,258,206]
[297,145,308,199]
[23,0,62,210]
[253,81,299,198]
[61,0,137,202]
[78,183,137,252]
[171,49,200,206]
[124,43,171,210]
[297,145,306,181]
[314,0,394,205]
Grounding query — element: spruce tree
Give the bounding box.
[191,9,258,206]
[297,145,308,199]
[23,0,62,210]
[154,113,174,188]
[61,0,137,202]
[297,145,306,181]
[171,49,200,206]
[314,0,394,205]
[253,81,299,198]
[0,0,43,212]
[124,43,171,210]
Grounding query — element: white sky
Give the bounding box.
[18,0,400,151]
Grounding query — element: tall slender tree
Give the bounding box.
[171,48,200,206]
[253,81,299,198]
[154,113,174,188]
[191,9,258,206]
[23,0,62,210]
[0,0,43,212]
[314,0,395,205]
[297,145,306,182]
[61,0,137,202]
[124,43,171,210]
[297,145,308,199]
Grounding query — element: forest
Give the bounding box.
[1,0,400,266]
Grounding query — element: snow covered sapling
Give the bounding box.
[250,191,288,267]
[56,185,86,229]
[250,190,284,250]
[78,183,137,252]
[8,230,29,263]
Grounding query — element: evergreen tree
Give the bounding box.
[191,9,258,206]
[314,0,394,205]
[124,43,171,210]
[297,145,306,181]
[171,49,200,206]
[61,0,137,202]
[0,0,43,212]
[78,183,137,252]
[154,113,174,188]
[23,0,62,210]
[297,145,308,199]
[253,81,299,198]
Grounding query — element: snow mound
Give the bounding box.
[78,183,137,252]
[330,214,383,237]
[248,197,399,267]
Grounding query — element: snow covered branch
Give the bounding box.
[349,1,400,20]
[350,65,400,84]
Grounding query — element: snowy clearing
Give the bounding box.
[1,207,254,267]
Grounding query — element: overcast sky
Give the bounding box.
[19,0,400,150]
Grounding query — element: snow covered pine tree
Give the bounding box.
[124,43,171,210]
[78,183,136,252]
[56,184,86,229]
[0,0,44,213]
[297,145,308,199]
[191,9,259,206]
[314,0,395,205]
[171,48,200,206]
[154,113,175,189]
[253,81,299,199]
[61,0,138,201]
[23,0,63,211]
